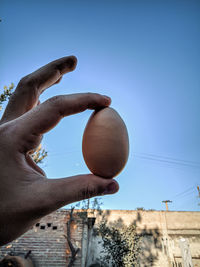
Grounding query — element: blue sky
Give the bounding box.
[1,0,200,211]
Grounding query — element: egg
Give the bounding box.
[82,107,129,178]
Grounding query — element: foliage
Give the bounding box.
[30,144,48,164]
[1,84,47,164]
[0,83,14,110]
[75,197,103,212]
[72,197,103,222]
[136,207,145,211]
[96,221,142,267]
[65,198,103,266]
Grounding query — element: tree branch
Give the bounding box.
[64,208,80,267]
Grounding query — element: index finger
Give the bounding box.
[13,93,111,153]
[27,56,77,92]
[1,56,77,123]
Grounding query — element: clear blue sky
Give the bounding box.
[1,0,200,211]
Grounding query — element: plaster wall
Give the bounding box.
[88,210,200,267]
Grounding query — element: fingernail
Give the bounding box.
[103,95,111,103]
[68,56,78,70]
[103,181,118,195]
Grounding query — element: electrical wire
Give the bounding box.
[134,153,200,168]
[171,186,197,200]
[46,149,200,169]
[135,152,200,166]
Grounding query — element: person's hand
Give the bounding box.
[0,56,119,245]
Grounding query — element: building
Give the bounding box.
[0,210,200,266]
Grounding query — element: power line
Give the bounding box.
[175,190,197,200]
[172,191,197,207]
[42,148,200,168]
[136,152,200,166]
[169,185,200,210]
[171,186,196,199]
[168,185,198,203]
[175,195,198,210]
[134,153,200,168]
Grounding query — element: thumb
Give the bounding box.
[34,175,119,216]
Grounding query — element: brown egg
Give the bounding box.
[82,107,129,178]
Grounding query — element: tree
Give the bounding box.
[64,207,80,267]
[30,143,48,164]
[0,84,48,164]
[136,207,145,211]
[96,221,142,267]
[0,83,15,110]
[65,197,103,267]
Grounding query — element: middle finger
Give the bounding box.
[0,56,77,124]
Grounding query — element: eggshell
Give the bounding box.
[82,107,129,178]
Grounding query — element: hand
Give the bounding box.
[0,56,119,245]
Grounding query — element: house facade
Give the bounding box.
[0,209,200,267]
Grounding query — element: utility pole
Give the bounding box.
[197,186,200,206]
[162,200,172,211]
[197,186,200,197]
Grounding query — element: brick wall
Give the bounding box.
[2,210,200,267]
[0,209,84,267]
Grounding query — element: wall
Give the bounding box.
[88,210,200,267]
[1,210,200,267]
[0,210,84,267]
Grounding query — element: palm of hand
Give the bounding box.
[0,56,118,245]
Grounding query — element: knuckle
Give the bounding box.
[85,92,93,99]
[0,121,15,134]
[12,75,38,101]
[52,63,61,73]
[18,75,38,89]
[85,92,100,101]
[0,120,42,154]
[0,122,17,148]
[45,95,66,117]
[19,76,28,85]
[79,179,98,199]
[48,95,62,107]
[18,132,43,154]
[80,186,95,199]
